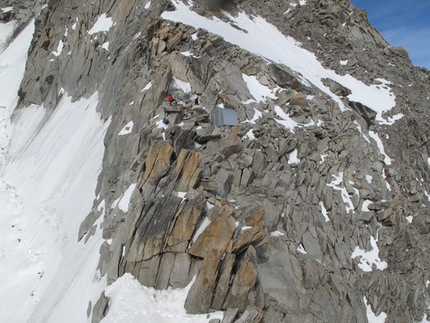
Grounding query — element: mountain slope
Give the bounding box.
[0,0,429,322]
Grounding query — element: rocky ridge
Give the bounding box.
[3,0,430,322]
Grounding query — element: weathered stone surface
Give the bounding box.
[195,124,222,143]
[221,308,239,323]
[165,196,206,253]
[140,142,174,189]
[185,249,223,314]
[244,208,264,227]
[173,149,203,191]
[155,253,176,289]
[234,305,263,323]
[322,78,352,97]
[215,168,233,197]
[289,92,308,107]
[92,292,109,323]
[136,255,161,287]
[223,246,258,312]
[188,212,236,258]
[126,195,182,262]
[262,199,280,229]
[17,0,430,321]
[206,133,243,158]
[168,253,195,288]
[231,226,264,254]
[348,100,377,125]
[268,64,296,88]
[212,253,236,309]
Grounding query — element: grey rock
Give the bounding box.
[206,133,243,159]
[234,305,263,323]
[221,308,239,323]
[185,249,223,314]
[212,253,236,309]
[14,0,430,321]
[223,246,258,312]
[262,199,280,229]
[195,124,222,143]
[168,253,195,288]
[92,292,109,323]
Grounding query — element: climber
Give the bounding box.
[162,116,170,125]
[194,95,200,105]
[167,94,177,106]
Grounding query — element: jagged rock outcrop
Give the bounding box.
[8,0,430,322]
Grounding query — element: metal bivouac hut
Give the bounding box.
[210,106,239,127]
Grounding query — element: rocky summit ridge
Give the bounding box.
[2,0,430,322]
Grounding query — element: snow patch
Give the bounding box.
[0,20,17,52]
[97,199,106,212]
[297,244,307,254]
[364,296,387,323]
[141,82,152,92]
[118,121,134,136]
[271,230,284,237]
[327,172,355,213]
[243,108,262,124]
[1,6,13,13]
[1,91,110,322]
[244,129,255,140]
[379,113,404,126]
[368,131,392,165]
[99,274,223,323]
[319,201,329,222]
[425,191,430,203]
[361,200,372,212]
[88,13,114,35]
[191,216,211,244]
[351,235,387,272]
[112,183,136,212]
[180,51,199,58]
[170,77,191,93]
[52,40,64,57]
[242,74,277,102]
[288,149,300,165]
[274,105,299,131]
[353,121,370,143]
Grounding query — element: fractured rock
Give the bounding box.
[223,246,259,312]
[188,211,236,258]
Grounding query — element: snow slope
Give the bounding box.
[0,21,110,323]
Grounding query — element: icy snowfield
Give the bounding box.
[0,21,110,323]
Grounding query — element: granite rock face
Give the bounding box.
[9,0,430,322]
